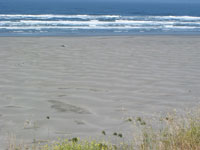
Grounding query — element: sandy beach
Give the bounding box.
[0,36,200,148]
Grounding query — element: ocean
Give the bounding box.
[0,1,200,36]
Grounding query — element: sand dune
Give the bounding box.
[0,36,200,148]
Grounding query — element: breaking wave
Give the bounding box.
[1,14,200,34]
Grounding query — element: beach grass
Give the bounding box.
[42,139,115,150]
[8,107,200,150]
[139,109,200,150]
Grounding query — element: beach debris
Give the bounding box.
[24,120,31,129]
[61,45,65,47]
[136,117,146,125]
[113,132,123,138]
[24,120,33,129]
[136,117,142,122]
[113,132,117,136]
[118,133,123,138]
[102,130,106,135]
[126,118,132,122]
[140,121,146,125]
[24,120,39,129]
[46,116,50,119]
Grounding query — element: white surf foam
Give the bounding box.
[0,14,200,32]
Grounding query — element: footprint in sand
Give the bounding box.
[48,100,90,114]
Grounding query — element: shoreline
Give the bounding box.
[1,34,200,38]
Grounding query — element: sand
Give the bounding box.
[0,36,200,148]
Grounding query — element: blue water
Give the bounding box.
[0,1,200,36]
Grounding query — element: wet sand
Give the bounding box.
[0,36,200,148]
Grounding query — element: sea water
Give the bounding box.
[0,1,200,36]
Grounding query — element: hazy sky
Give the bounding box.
[3,0,200,2]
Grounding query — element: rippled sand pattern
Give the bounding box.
[0,36,200,148]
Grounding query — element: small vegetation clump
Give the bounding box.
[42,139,114,150]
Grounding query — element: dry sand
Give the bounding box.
[0,36,200,148]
